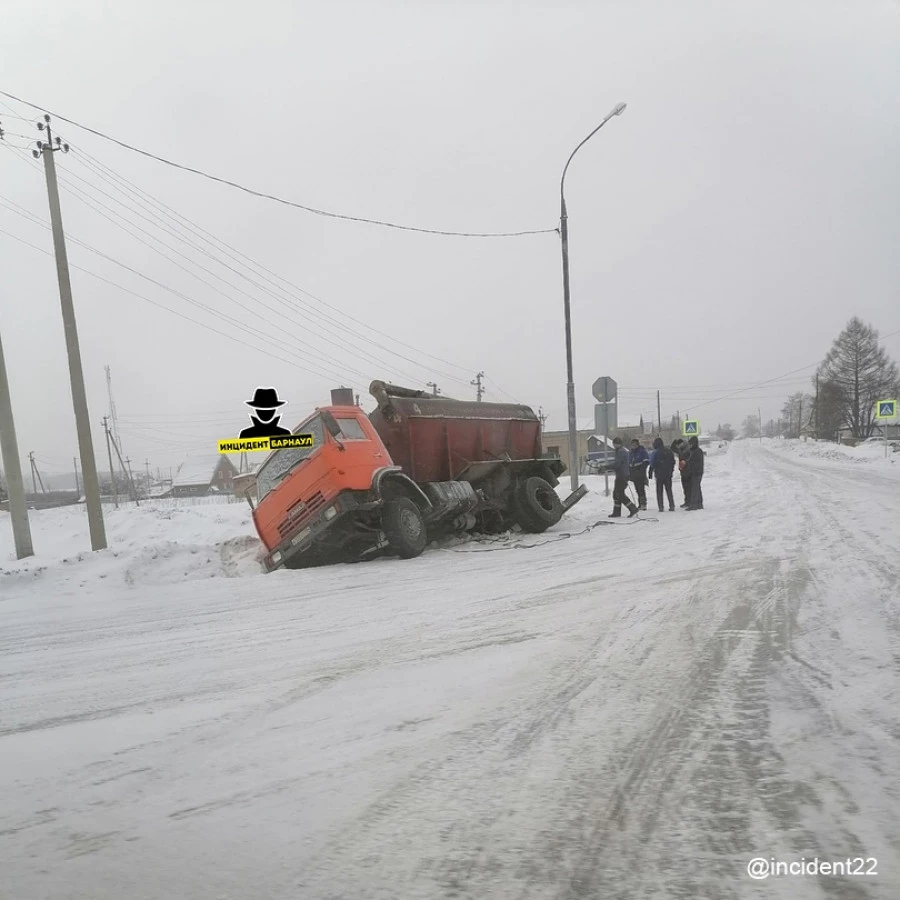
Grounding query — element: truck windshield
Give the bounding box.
[256,415,325,501]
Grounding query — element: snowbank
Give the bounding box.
[770,437,898,465]
[0,500,264,588]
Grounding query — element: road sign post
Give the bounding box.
[875,399,897,459]
[682,420,700,437]
[592,377,617,496]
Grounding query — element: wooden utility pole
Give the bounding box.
[759,408,763,444]
[0,326,34,558]
[815,374,819,441]
[35,115,106,549]
[471,371,484,402]
[28,452,46,494]
[657,391,662,435]
[111,437,140,504]
[103,417,118,509]
[798,398,803,439]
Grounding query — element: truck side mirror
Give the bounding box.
[320,410,346,451]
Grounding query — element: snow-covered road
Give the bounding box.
[1,440,898,899]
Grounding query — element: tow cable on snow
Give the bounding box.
[439,514,659,553]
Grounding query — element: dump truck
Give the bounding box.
[245,381,587,572]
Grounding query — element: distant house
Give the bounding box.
[169,455,238,497]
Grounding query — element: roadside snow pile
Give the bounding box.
[773,439,896,465]
[0,500,264,589]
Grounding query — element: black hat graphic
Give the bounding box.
[245,387,285,409]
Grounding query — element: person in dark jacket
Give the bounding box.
[648,437,676,512]
[684,436,705,510]
[672,438,692,508]
[609,437,639,518]
[628,439,650,511]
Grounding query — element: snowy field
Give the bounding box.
[1,439,898,899]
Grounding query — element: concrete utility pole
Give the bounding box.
[759,408,763,444]
[103,417,118,509]
[35,115,106,550]
[798,398,803,439]
[426,381,440,397]
[145,459,151,491]
[657,391,662,435]
[471,371,484,402]
[0,327,34,558]
[28,452,38,495]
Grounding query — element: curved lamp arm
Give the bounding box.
[560,102,627,205]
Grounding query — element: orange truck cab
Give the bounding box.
[249,381,587,572]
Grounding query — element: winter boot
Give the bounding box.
[628,505,639,518]
[609,509,622,518]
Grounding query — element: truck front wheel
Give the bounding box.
[383,498,427,559]
[514,476,564,533]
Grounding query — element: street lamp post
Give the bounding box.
[559,102,627,491]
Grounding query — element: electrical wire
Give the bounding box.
[0,89,557,238]
[68,143,484,380]
[5,130,524,399]
[7,140,487,393]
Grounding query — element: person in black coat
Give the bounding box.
[609,437,639,518]
[648,437,676,512]
[672,438,692,508]
[684,436,705,510]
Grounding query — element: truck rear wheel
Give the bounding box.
[383,498,427,559]
[514,476,564,533]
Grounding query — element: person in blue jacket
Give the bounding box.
[648,436,676,512]
[628,438,650,511]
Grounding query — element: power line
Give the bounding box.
[69,143,483,380]
[0,225,363,383]
[4,140,483,392]
[0,89,557,238]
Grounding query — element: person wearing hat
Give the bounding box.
[683,435,705,510]
[239,387,292,438]
[609,436,639,518]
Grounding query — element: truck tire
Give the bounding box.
[383,498,427,559]
[514,476,564,533]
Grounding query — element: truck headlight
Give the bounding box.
[323,506,337,521]
[270,550,282,565]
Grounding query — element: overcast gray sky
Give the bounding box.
[1,0,898,479]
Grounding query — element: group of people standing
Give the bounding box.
[608,435,705,518]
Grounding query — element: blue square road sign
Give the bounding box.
[683,420,699,436]
[875,400,896,419]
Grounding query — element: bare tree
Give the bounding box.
[741,415,760,438]
[817,318,900,439]
[781,392,815,438]
[716,423,736,441]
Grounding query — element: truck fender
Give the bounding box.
[371,467,433,513]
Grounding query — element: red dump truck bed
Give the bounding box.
[367,381,550,485]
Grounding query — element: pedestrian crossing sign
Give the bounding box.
[875,399,897,419]
[682,420,699,436]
